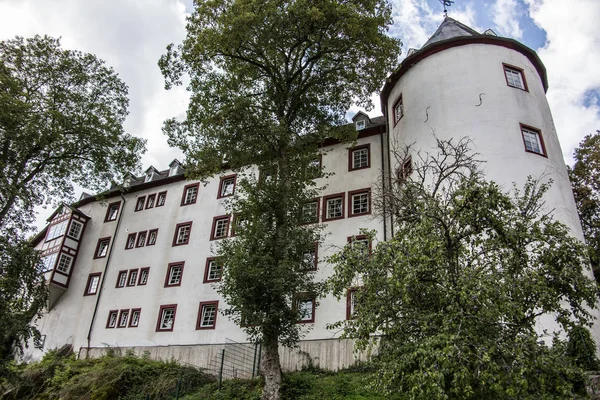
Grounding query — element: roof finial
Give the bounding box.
[439,0,454,17]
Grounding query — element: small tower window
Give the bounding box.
[503,64,528,91]
[393,95,404,124]
[520,125,546,157]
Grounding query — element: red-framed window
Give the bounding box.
[181,183,199,206]
[347,235,372,255]
[116,270,128,288]
[104,201,121,222]
[157,191,167,207]
[127,269,139,287]
[156,304,177,332]
[231,214,248,236]
[84,272,101,296]
[196,301,219,330]
[94,237,111,259]
[106,310,118,328]
[393,94,403,125]
[147,229,158,246]
[503,63,528,91]
[204,257,223,283]
[165,262,184,287]
[323,193,345,221]
[146,194,156,209]
[520,124,547,157]
[173,222,192,246]
[300,242,318,271]
[218,174,237,198]
[348,188,371,217]
[138,267,150,285]
[301,198,320,224]
[307,155,322,179]
[135,196,146,212]
[295,295,315,324]
[397,156,413,183]
[129,308,141,327]
[346,288,360,320]
[125,233,136,250]
[349,144,370,171]
[136,231,147,248]
[117,309,130,328]
[210,215,230,240]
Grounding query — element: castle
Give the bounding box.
[26,17,596,371]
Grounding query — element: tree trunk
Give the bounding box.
[260,335,282,400]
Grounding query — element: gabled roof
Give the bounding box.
[421,17,480,49]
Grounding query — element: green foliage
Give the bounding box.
[0,35,146,232]
[568,130,600,282]
[567,325,600,371]
[1,349,214,400]
[0,234,47,376]
[329,139,599,399]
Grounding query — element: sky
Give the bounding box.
[0,0,599,225]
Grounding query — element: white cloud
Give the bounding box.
[524,0,600,164]
[491,0,524,39]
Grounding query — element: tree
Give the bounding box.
[0,35,146,232]
[0,233,47,377]
[328,139,599,399]
[159,1,401,398]
[568,130,600,282]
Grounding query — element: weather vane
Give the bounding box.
[439,0,454,17]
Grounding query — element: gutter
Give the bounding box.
[85,193,126,357]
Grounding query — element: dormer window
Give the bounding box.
[144,173,153,183]
[355,120,366,130]
[169,165,178,177]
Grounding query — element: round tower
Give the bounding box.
[381,17,597,343]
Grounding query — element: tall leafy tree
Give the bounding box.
[159,1,401,398]
[0,35,145,369]
[0,35,146,232]
[569,130,600,281]
[329,139,599,399]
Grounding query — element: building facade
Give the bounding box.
[25,17,598,370]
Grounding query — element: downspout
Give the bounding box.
[380,123,387,242]
[383,107,395,239]
[85,193,126,357]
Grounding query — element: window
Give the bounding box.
[348,235,372,255]
[173,222,192,246]
[503,63,528,91]
[323,193,345,221]
[104,202,120,222]
[348,189,371,217]
[41,253,58,272]
[157,191,167,207]
[259,167,276,184]
[68,220,84,240]
[56,253,73,274]
[106,310,118,328]
[156,304,177,332]
[136,231,147,247]
[125,233,136,250]
[296,296,315,323]
[84,273,101,296]
[165,262,184,287]
[118,309,130,328]
[346,288,360,320]
[301,243,318,271]
[307,156,322,179]
[231,215,248,236]
[94,238,110,259]
[397,156,413,183]
[355,119,366,130]
[218,175,236,198]
[147,229,158,246]
[301,199,320,224]
[211,216,230,240]
[127,269,139,287]
[181,183,199,206]
[138,267,150,285]
[46,220,68,241]
[520,125,546,156]
[204,258,223,283]
[116,270,128,288]
[135,196,146,212]
[393,94,404,124]
[146,194,156,209]
[349,144,370,171]
[129,309,141,327]
[196,301,219,329]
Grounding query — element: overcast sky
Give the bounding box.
[0,0,598,226]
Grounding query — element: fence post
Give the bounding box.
[256,343,262,376]
[175,371,182,399]
[252,343,258,378]
[218,348,225,390]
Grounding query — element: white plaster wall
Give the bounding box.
[386,42,598,343]
[25,134,385,362]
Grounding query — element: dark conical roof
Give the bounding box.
[421,17,481,49]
